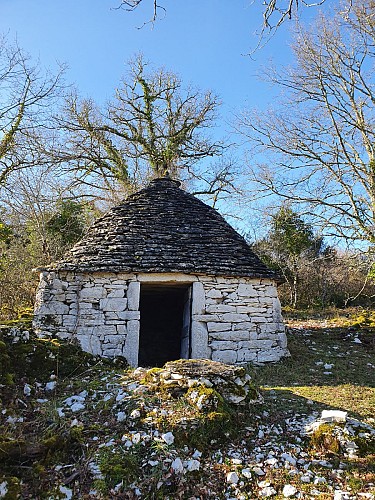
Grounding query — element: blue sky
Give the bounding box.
[0,0,298,123]
[0,0,327,236]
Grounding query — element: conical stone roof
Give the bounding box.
[53,177,277,279]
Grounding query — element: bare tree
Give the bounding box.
[237,0,375,246]
[0,37,64,187]
[55,55,228,196]
[115,0,325,34]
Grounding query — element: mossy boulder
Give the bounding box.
[142,359,260,407]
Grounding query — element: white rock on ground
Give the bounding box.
[161,432,174,445]
[226,471,239,484]
[321,410,347,423]
[282,484,298,498]
[259,486,277,497]
[171,457,184,473]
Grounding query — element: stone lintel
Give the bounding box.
[136,273,198,283]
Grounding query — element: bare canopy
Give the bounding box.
[237,0,375,246]
[55,55,226,196]
[0,37,64,187]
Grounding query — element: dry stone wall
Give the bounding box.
[34,271,288,366]
[192,277,288,364]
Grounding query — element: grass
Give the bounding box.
[0,313,374,498]
[252,322,375,422]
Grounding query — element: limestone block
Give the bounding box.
[211,349,237,364]
[123,320,139,367]
[233,322,253,331]
[210,340,238,350]
[250,339,275,349]
[103,334,124,345]
[264,285,278,298]
[194,314,220,323]
[77,334,102,356]
[66,293,77,302]
[250,317,268,323]
[206,304,236,314]
[90,325,117,336]
[62,315,77,327]
[52,279,64,291]
[94,278,111,285]
[83,320,104,327]
[236,306,265,314]
[104,312,120,320]
[206,298,220,305]
[210,330,249,341]
[238,341,252,349]
[112,275,133,282]
[258,333,279,342]
[78,302,94,309]
[192,282,205,315]
[272,298,283,322]
[237,284,258,297]
[100,298,127,312]
[221,313,249,323]
[191,320,210,358]
[137,273,196,283]
[277,332,288,349]
[118,310,140,320]
[80,287,106,300]
[206,289,222,299]
[257,323,280,335]
[79,311,102,321]
[102,347,124,358]
[127,281,140,311]
[53,293,66,302]
[237,349,257,362]
[257,347,286,363]
[207,322,232,332]
[117,324,127,335]
[49,302,69,315]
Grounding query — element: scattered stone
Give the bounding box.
[227,472,239,484]
[242,468,252,479]
[282,484,298,497]
[23,384,32,396]
[171,457,184,473]
[116,411,126,422]
[253,467,266,476]
[259,486,277,497]
[161,432,174,445]
[45,381,57,391]
[281,453,297,466]
[59,485,73,499]
[185,459,200,472]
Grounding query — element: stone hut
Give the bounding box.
[34,177,288,367]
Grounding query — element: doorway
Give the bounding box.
[138,283,192,367]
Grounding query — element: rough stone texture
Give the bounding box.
[144,359,261,406]
[45,177,280,280]
[33,271,289,366]
[33,177,288,366]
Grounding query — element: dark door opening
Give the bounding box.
[138,284,192,367]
